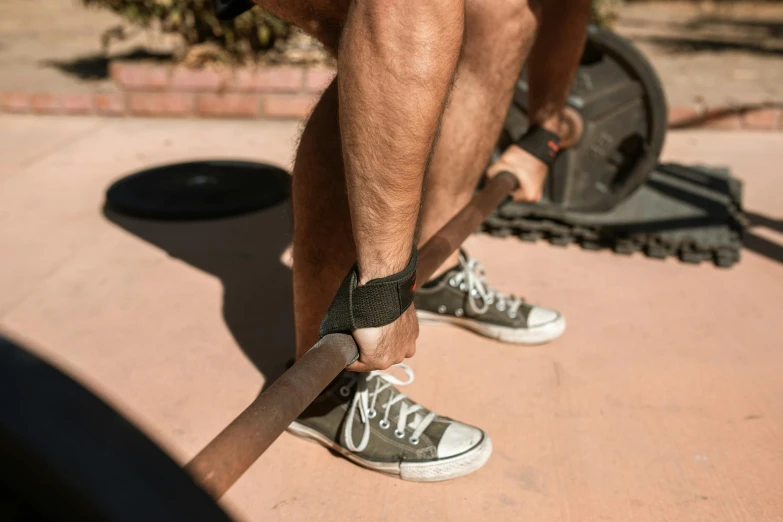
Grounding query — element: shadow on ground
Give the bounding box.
[684,17,783,39]
[669,102,783,130]
[103,164,295,389]
[100,159,781,389]
[43,49,173,81]
[744,211,783,265]
[621,15,783,57]
[639,35,783,57]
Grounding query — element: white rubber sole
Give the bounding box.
[417,310,566,345]
[287,422,493,482]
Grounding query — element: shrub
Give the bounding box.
[591,0,625,27]
[83,0,622,65]
[81,0,295,63]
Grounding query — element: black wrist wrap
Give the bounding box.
[319,250,418,338]
[516,125,561,166]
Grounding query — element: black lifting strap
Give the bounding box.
[319,251,418,338]
[516,125,561,166]
[213,0,255,20]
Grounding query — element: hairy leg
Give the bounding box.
[338,0,464,371]
[277,0,464,360]
[290,81,354,358]
[418,0,541,275]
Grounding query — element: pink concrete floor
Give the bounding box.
[1,115,782,521]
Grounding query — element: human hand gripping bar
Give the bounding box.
[185,172,519,499]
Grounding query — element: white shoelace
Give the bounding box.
[343,364,437,452]
[451,253,523,318]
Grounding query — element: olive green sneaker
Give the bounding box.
[287,365,492,482]
[415,251,565,344]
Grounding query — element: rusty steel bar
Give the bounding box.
[415,172,519,279]
[186,172,519,499]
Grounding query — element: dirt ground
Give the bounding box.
[1,115,781,520]
[616,1,783,106]
[1,0,782,108]
[0,0,176,93]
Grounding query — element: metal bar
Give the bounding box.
[186,172,519,499]
[416,172,519,278]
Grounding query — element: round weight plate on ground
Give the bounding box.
[106,160,290,220]
[497,25,668,213]
[0,335,235,522]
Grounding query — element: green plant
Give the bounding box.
[591,0,624,27]
[82,0,290,62]
[84,0,623,64]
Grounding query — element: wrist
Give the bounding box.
[535,113,564,140]
[319,250,418,338]
[357,247,414,285]
[515,124,561,165]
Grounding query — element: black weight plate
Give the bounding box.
[0,335,235,522]
[106,160,290,220]
[497,25,668,213]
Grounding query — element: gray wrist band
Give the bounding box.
[319,250,418,338]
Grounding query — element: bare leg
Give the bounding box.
[271,0,506,480]
[291,80,354,358]
[418,0,541,275]
[412,0,590,346]
[281,0,588,355]
[420,0,592,275]
[285,1,491,481]
[287,0,464,361]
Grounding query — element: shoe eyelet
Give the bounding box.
[449,278,457,287]
[409,436,420,445]
[455,308,464,317]
[394,429,405,438]
[470,289,478,297]
[367,408,377,419]
[496,303,506,312]
[486,296,493,304]
[437,305,447,314]
[339,386,350,397]
[508,311,517,319]
[459,283,467,291]
[379,419,390,429]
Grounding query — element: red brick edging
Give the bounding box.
[0,62,335,120]
[0,61,781,130]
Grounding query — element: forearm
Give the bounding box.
[338,0,464,284]
[527,0,591,135]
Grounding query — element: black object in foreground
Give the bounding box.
[0,335,234,522]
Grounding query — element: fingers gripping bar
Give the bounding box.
[185,172,519,499]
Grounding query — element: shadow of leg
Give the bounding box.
[103,161,295,388]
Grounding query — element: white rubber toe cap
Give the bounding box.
[437,422,484,458]
[527,306,561,328]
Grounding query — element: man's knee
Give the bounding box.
[345,0,466,68]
